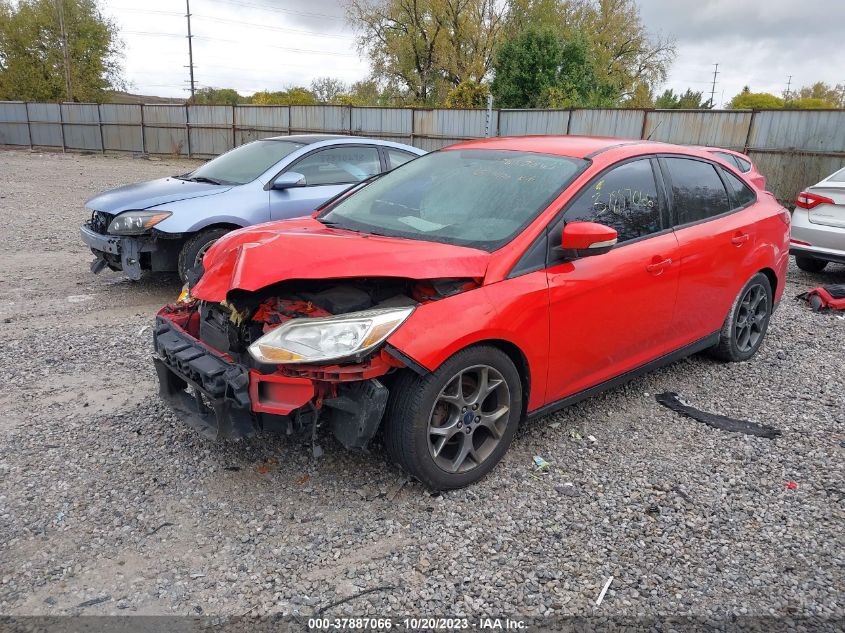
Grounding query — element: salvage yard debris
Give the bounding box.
[796,284,845,312]
[655,392,781,439]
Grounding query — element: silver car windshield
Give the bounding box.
[186,140,305,185]
[319,149,586,251]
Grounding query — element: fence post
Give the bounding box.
[185,103,192,158]
[232,104,237,148]
[140,104,147,155]
[25,102,33,150]
[410,107,416,146]
[640,109,651,139]
[97,103,105,154]
[743,110,756,154]
[566,108,573,135]
[58,102,66,153]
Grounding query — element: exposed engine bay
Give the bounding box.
[154,276,478,452]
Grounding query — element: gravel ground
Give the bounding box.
[0,149,843,623]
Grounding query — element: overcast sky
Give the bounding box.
[102,0,844,106]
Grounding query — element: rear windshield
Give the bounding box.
[188,139,304,185]
[319,149,586,251]
[829,167,845,182]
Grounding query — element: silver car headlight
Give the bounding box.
[248,307,414,364]
[107,210,172,235]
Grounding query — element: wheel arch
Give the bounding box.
[404,338,532,421]
[480,339,531,420]
[758,266,778,301]
[187,219,247,234]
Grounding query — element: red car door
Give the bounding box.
[544,158,682,404]
[660,157,758,342]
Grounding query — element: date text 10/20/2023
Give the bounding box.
[307,617,528,630]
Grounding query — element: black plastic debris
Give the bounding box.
[655,392,781,439]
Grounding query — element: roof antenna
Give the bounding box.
[646,120,663,141]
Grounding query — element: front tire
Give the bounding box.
[710,272,773,362]
[178,228,231,282]
[383,346,522,491]
[795,256,827,273]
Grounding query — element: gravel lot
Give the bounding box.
[0,149,843,623]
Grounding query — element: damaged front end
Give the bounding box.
[80,210,180,280]
[153,277,477,452]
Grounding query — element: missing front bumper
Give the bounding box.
[153,316,317,440]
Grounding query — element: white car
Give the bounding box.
[790,166,845,272]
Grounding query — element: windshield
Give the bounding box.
[319,149,586,250]
[186,139,305,185]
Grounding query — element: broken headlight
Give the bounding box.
[107,210,172,235]
[248,307,414,364]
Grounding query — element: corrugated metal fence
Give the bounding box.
[1,101,844,202]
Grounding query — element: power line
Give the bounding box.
[192,35,358,57]
[124,30,184,37]
[192,14,353,39]
[205,0,346,22]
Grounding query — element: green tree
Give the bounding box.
[786,82,845,108]
[311,77,349,103]
[729,86,784,109]
[491,28,604,108]
[249,87,318,105]
[190,87,243,105]
[622,82,654,108]
[791,97,832,110]
[654,88,712,109]
[445,80,489,108]
[504,0,675,101]
[346,0,506,105]
[0,0,123,102]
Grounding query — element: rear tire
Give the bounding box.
[383,345,522,491]
[795,256,827,273]
[178,228,231,282]
[710,273,773,362]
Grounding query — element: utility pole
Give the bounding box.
[55,0,73,101]
[785,75,793,101]
[709,63,719,108]
[185,0,196,100]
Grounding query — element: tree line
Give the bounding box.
[1,0,843,111]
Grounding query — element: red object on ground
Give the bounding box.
[798,285,845,312]
[784,482,798,490]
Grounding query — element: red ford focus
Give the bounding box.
[154,136,790,490]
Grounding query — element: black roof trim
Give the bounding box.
[584,140,651,159]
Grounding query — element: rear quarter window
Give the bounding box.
[722,169,756,209]
[663,157,731,225]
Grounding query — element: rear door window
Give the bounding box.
[722,169,756,209]
[663,157,731,225]
[565,158,664,243]
[289,145,381,186]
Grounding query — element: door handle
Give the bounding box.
[731,232,749,246]
[646,258,672,274]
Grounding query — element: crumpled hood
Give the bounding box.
[85,177,232,214]
[191,217,491,302]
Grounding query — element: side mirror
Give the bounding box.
[272,172,306,190]
[559,221,618,259]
